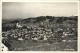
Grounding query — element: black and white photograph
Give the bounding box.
[1,2,78,51]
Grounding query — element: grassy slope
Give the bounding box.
[10,40,77,51]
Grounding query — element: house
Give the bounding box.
[16,23,22,28]
[43,36,47,40]
[18,37,23,40]
[62,40,66,42]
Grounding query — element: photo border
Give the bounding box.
[0,0,80,53]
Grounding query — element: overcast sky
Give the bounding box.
[2,2,78,19]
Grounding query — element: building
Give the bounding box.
[16,23,22,28]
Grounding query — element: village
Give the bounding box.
[2,16,77,51]
[2,22,77,41]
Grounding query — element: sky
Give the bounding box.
[2,2,78,19]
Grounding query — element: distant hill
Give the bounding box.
[2,16,78,31]
[2,16,78,23]
[2,18,23,23]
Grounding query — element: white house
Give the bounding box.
[43,36,47,40]
[16,23,22,28]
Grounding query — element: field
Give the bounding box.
[10,40,77,51]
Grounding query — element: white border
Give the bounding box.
[1,0,79,2]
[0,0,80,53]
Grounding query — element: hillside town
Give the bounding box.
[2,16,77,51]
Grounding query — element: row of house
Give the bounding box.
[2,22,77,43]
